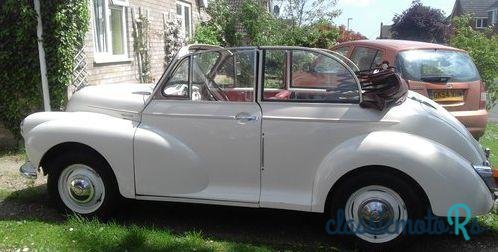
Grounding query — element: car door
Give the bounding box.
[258,48,384,211]
[134,48,262,203]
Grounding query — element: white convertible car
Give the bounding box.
[20,45,496,248]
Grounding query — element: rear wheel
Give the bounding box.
[329,171,424,250]
[47,152,119,219]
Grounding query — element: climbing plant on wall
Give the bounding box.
[164,18,186,66]
[0,0,89,141]
[132,12,153,83]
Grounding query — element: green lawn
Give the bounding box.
[0,217,271,252]
[480,123,498,166]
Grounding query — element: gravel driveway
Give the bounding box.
[1,155,497,251]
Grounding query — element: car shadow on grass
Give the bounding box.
[1,184,497,251]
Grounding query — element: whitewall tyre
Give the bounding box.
[47,152,120,219]
[328,170,424,250]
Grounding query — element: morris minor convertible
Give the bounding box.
[20,45,497,248]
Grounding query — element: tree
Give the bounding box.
[337,25,367,43]
[192,0,339,48]
[391,0,448,43]
[273,0,341,27]
[450,16,498,110]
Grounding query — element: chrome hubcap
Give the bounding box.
[58,164,105,214]
[345,185,407,243]
[358,199,394,233]
[69,177,94,203]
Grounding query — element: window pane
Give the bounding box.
[93,0,107,52]
[264,50,286,90]
[372,50,384,67]
[184,6,190,37]
[192,50,255,102]
[176,4,182,15]
[263,50,359,103]
[290,51,358,102]
[397,50,479,82]
[111,7,125,55]
[164,58,189,98]
[351,47,379,71]
[192,52,220,101]
[334,47,349,56]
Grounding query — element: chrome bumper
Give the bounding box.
[19,162,38,179]
[474,164,498,193]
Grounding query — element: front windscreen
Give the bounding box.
[396,50,480,83]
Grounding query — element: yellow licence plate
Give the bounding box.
[429,90,464,102]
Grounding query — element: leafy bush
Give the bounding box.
[450,15,498,110]
[0,0,89,140]
[192,0,340,48]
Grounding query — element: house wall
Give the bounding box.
[84,0,208,86]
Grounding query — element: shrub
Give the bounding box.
[192,0,340,49]
[0,0,89,140]
[450,15,498,110]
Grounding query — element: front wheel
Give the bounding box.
[47,152,120,219]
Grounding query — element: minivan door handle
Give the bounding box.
[235,112,258,123]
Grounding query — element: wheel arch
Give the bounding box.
[323,165,431,215]
[40,142,113,177]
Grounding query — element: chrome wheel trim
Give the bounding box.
[58,164,105,214]
[345,185,408,243]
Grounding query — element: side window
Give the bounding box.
[263,50,286,89]
[351,47,384,71]
[191,49,256,102]
[334,46,350,56]
[263,49,359,103]
[163,57,189,98]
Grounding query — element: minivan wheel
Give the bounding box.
[329,171,424,249]
[47,152,119,219]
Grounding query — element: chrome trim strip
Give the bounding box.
[87,105,139,114]
[146,113,236,120]
[262,116,399,124]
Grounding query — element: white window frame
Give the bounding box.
[489,9,498,25]
[176,1,193,38]
[91,0,131,63]
[475,17,488,28]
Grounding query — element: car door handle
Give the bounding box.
[235,112,258,122]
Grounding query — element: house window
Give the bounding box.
[489,10,497,25]
[475,18,488,28]
[92,0,129,62]
[176,2,192,38]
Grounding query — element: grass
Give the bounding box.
[0,216,271,252]
[480,123,498,166]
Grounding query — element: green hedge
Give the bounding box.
[0,0,89,141]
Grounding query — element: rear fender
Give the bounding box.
[312,131,493,216]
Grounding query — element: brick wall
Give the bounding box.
[85,0,208,86]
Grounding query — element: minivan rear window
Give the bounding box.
[396,50,479,83]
